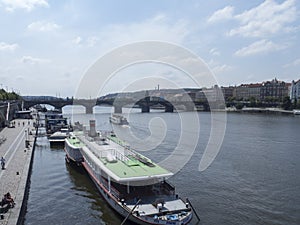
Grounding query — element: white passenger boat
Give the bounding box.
[64,134,84,165]
[65,120,193,225]
[48,128,69,146]
[109,114,129,125]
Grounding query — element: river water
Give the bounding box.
[23,107,300,225]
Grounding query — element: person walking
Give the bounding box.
[1,157,5,170]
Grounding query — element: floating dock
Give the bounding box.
[0,119,37,225]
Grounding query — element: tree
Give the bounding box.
[282,96,291,110]
[297,100,300,109]
[293,98,297,109]
[0,89,20,101]
[249,96,257,107]
[235,103,244,110]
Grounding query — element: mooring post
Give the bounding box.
[186,198,200,221]
[121,199,141,225]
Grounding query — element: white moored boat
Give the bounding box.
[66,120,193,225]
[64,134,84,165]
[109,114,129,125]
[48,128,69,147]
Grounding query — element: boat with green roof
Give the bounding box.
[64,134,84,165]
[65,120,193,225]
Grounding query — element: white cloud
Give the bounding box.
[212,64,233,74]
[27,21,60,32]
[234,39,286,57]
[21,56,50,64]
[87,36,99,47]
[70,36,98,47]
[99,14,189,47]
[283,58,300,68]
[228,0,297,37]
[1,0,48,12]
[207,6,234,24]
[209,48,220,56]
[71,36,82,45]
[208,59,233,74]
[0,42,18,51]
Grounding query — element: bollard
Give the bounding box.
[25,140,30,148]
[16,172,19,175]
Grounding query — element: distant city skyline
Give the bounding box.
[1,74,298,98]
[0,0,299,97]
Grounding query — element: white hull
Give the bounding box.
[64,137,84,163]
[109,114,129,125]
[49,130,68,145]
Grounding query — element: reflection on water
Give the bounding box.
[23,140,123,225]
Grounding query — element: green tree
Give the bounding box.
[282,96,291,110]
[0,89,20,101]
[293,98,297,109]
[249,96,257,107]
[297,100,300,109]
[235,103,244,110]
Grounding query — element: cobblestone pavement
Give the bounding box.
[0,119,36,225]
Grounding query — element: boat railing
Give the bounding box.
[100,177,121,200]
[78,135,133,164]
[163,180,175,190]
[107,135,129,147]
[77,135,101,158]
[100,148,132,163]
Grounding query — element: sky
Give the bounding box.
[0,0,299,98]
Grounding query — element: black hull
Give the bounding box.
[81,162,192,225]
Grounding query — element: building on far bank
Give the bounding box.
[234,83,262,100]
[221,86,234,100]
[195,85,224,102]
[228,78,290,102]
[290,79,300,102]
[260,78,290,101]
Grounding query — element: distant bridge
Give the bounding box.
[22,96,210,114]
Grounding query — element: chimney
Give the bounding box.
[89,120,97,137]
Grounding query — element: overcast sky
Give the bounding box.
[0,0,299,97]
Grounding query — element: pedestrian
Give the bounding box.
[1,157,5,170]
[1,192,14,208]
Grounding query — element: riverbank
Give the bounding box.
[0,119,37,225]
[226,107,295,115]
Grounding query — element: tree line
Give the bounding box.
[226,96,300,110]
[0,89,20,101]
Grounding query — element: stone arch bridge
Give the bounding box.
[22,96,209,114]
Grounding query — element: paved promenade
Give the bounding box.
[0,119,36,225]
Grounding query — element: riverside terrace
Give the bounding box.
[0,119,37,225]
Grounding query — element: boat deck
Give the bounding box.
[66,135,85,148]
[76,132,172,181]
[127,199,188,216]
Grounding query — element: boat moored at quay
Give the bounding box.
[49,128,70,147]
[64,120,193,225]
[64,134,84,165]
